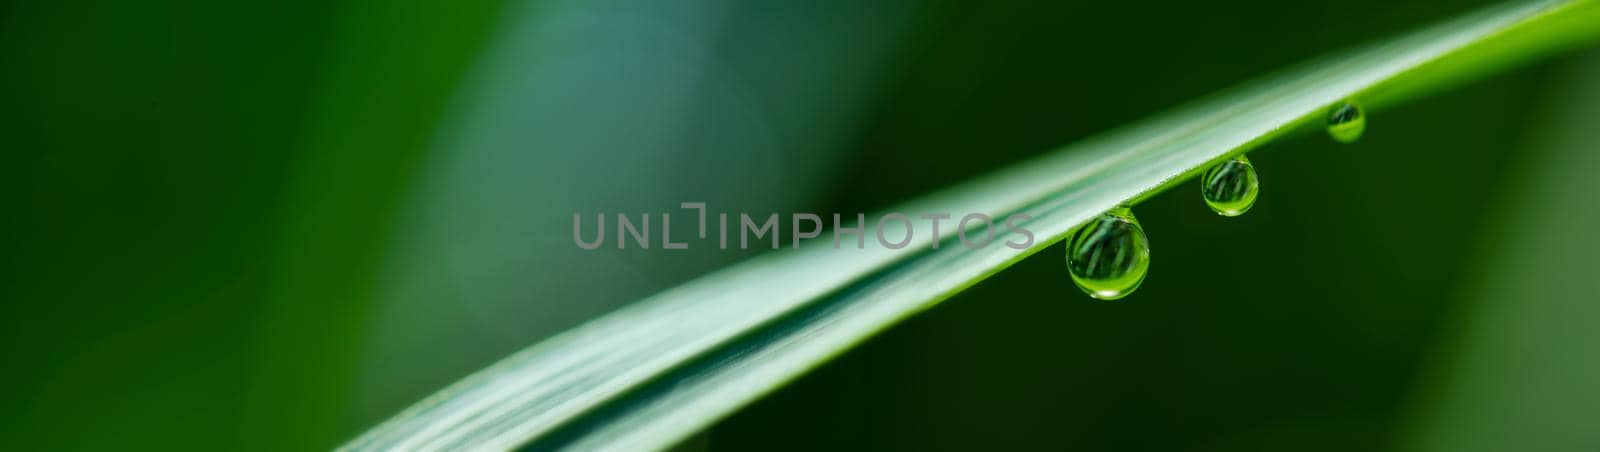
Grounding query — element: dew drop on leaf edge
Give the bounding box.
[1065,206,1150,301]
[1325,102,1365,143]
[1201,154,1259,217]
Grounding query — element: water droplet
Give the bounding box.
[1325,102,1365,143]
[1066,207,1150,301]
[1201,154,1259,217]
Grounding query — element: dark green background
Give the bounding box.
[4,0,1595,450]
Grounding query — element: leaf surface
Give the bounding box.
[344,1,1600,450]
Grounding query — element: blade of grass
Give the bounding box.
[344,1,1600,450]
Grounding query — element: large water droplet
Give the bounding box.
[1066,207,1150,301]
[1201,154,1259,217]
[1326,102,1365,143]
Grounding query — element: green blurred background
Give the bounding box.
[4,0,1597,450]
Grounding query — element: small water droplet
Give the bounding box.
[1325,102,1365,143]
[1066,207,1150,301]
[1201,154,1259,217]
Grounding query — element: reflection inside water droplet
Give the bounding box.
[1201,154,1259,217]
[1065,207,1150,301]
[1326,102,1365,143]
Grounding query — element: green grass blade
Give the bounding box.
[344,1,1600,450]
